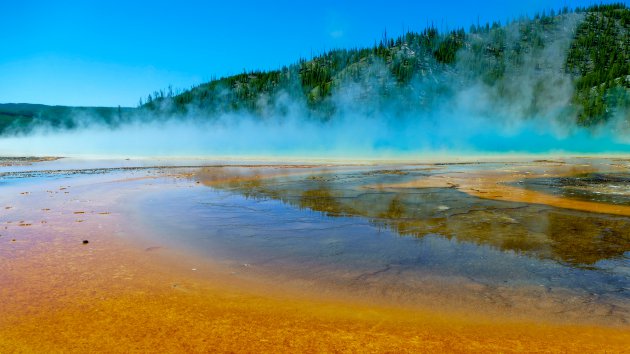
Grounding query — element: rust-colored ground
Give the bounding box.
[1,166,630,353]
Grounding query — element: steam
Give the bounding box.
[1,13,629,159]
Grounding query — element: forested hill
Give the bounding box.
[140,3,628,127]
[1,3,629,136]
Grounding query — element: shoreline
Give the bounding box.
[4,153,630,164]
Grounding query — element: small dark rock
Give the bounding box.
[82,240,89,244]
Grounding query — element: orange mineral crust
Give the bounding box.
[2,228,630,353]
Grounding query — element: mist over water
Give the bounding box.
[2,13,629,158]
[2,109,629,158]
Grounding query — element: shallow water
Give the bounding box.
[131,162,630,324]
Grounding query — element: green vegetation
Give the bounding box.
[433,28,466,64]
[566,3,630,125]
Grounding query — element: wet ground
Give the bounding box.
[2,156,630,351]
[0,156,60,166]
[516,172,630,206]
[131,161,630,326]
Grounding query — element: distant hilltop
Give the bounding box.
[2,3,629,135]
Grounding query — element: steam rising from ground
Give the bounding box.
[2,14,629,158]
[2,106,628,159]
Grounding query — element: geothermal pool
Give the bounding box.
[140,163,630,322]
[1,156,630,351]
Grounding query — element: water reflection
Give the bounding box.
[198,166,630,269]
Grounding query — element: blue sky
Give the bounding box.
[1,0,627,107]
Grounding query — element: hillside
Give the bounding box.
[1,3,629,136]
[566,4,630,124]
[142,3,628,127]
